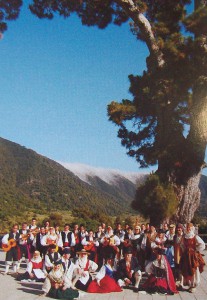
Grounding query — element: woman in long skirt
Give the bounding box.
[42,260,79,299]
[142,248,178,295]
[87,252,122,293]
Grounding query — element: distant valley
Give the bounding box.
[0,137,206,229]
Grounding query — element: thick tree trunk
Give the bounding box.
[172,172,201,223]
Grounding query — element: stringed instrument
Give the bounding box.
[83,237,99,251]
[20,233,31,240]
[1,239,17,252]
[29,228,40,236]
[84,241,96,251]
[103,235,120,253]
[46,238,59,252]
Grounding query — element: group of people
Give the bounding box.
[1,218,206,298]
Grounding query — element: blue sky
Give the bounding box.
[1,1,205,176]
[1,2,150,173]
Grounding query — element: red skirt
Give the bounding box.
[143,274,168,290]
[87,275,122,293]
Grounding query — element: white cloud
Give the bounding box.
[59,161,147,185]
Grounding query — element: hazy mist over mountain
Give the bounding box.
[61,162,147,186]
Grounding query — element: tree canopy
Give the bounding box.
[0,0,22,33]
[1,0,207,222]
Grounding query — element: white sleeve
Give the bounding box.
[2,234,9,244]
[44,255,54,268]
[64,263,76,287]
[95,265,106,281]
[58,234,63,247]
[114,235,120,246]
[41,235,47,246]
[32,236,36,247]
[145,261,154,274]
[70,233,76,247]
[151,241,157,249]
[196,235,206,252]
[26,262,33,274]
[57,235,63,247]
[81,237,87,246]
[89,260,98,272]
[141,235,147,249]
[95,240,99,247]
[100,237,105,244]
[42,277,51,293]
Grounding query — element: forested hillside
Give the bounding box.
[0,137,206,230]
[0,137,134,225]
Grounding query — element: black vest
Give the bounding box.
[48,252,59,264]
[8,232,20,242]
[61,231,72,245]
[62,259,71,272]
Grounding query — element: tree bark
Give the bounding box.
[173,173,201,223]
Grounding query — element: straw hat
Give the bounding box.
[76,249,90,255]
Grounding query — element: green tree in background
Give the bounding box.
[132,174,177,225]
[1,1,207,223]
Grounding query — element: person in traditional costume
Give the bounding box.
[41,227,60,254]
[123,226,134,254]
[2,224,20,275]
[116,247,142,291]
[101,226,120,260]
[28,218,40,253]
[61,248,77,289]
[179,222,206,293]
[164,224,176,272]
[54,224,61,236]
[42,260,79,299]
[18,222,34,268]
[72,223,82,254]
[145,223,150,232]
[87,252,122,293]
[59,224,76,256]
[101,223,106,233]
[33,226,47,258]
[141,225,157,268]
[142,248,178,295]
[72,249,98,291]
[173,223,184,286]
[140,224,146,234]
[132,225,145,271]
[44,220,50,234]
[151,229,166,249]
[81,229,99,262]
[17,250,45,282]
[114,223,125,259]
[163,223,169,235]
[79,224,88,241]
[94,225,105,269]
[45,244,61,273]
[28,218,40,232]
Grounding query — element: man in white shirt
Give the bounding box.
[72,249,98,291]
[2,224,20,275]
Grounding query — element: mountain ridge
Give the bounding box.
[0,137,139,223]
[0,137,206,226]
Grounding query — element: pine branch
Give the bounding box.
[114,0,165,68]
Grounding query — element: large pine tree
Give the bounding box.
[1,0,207,223]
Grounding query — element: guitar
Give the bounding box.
[1,239,17,252]
[84,238,99,251]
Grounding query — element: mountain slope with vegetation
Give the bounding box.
[0,137,138,226]
[0,137,206,230]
